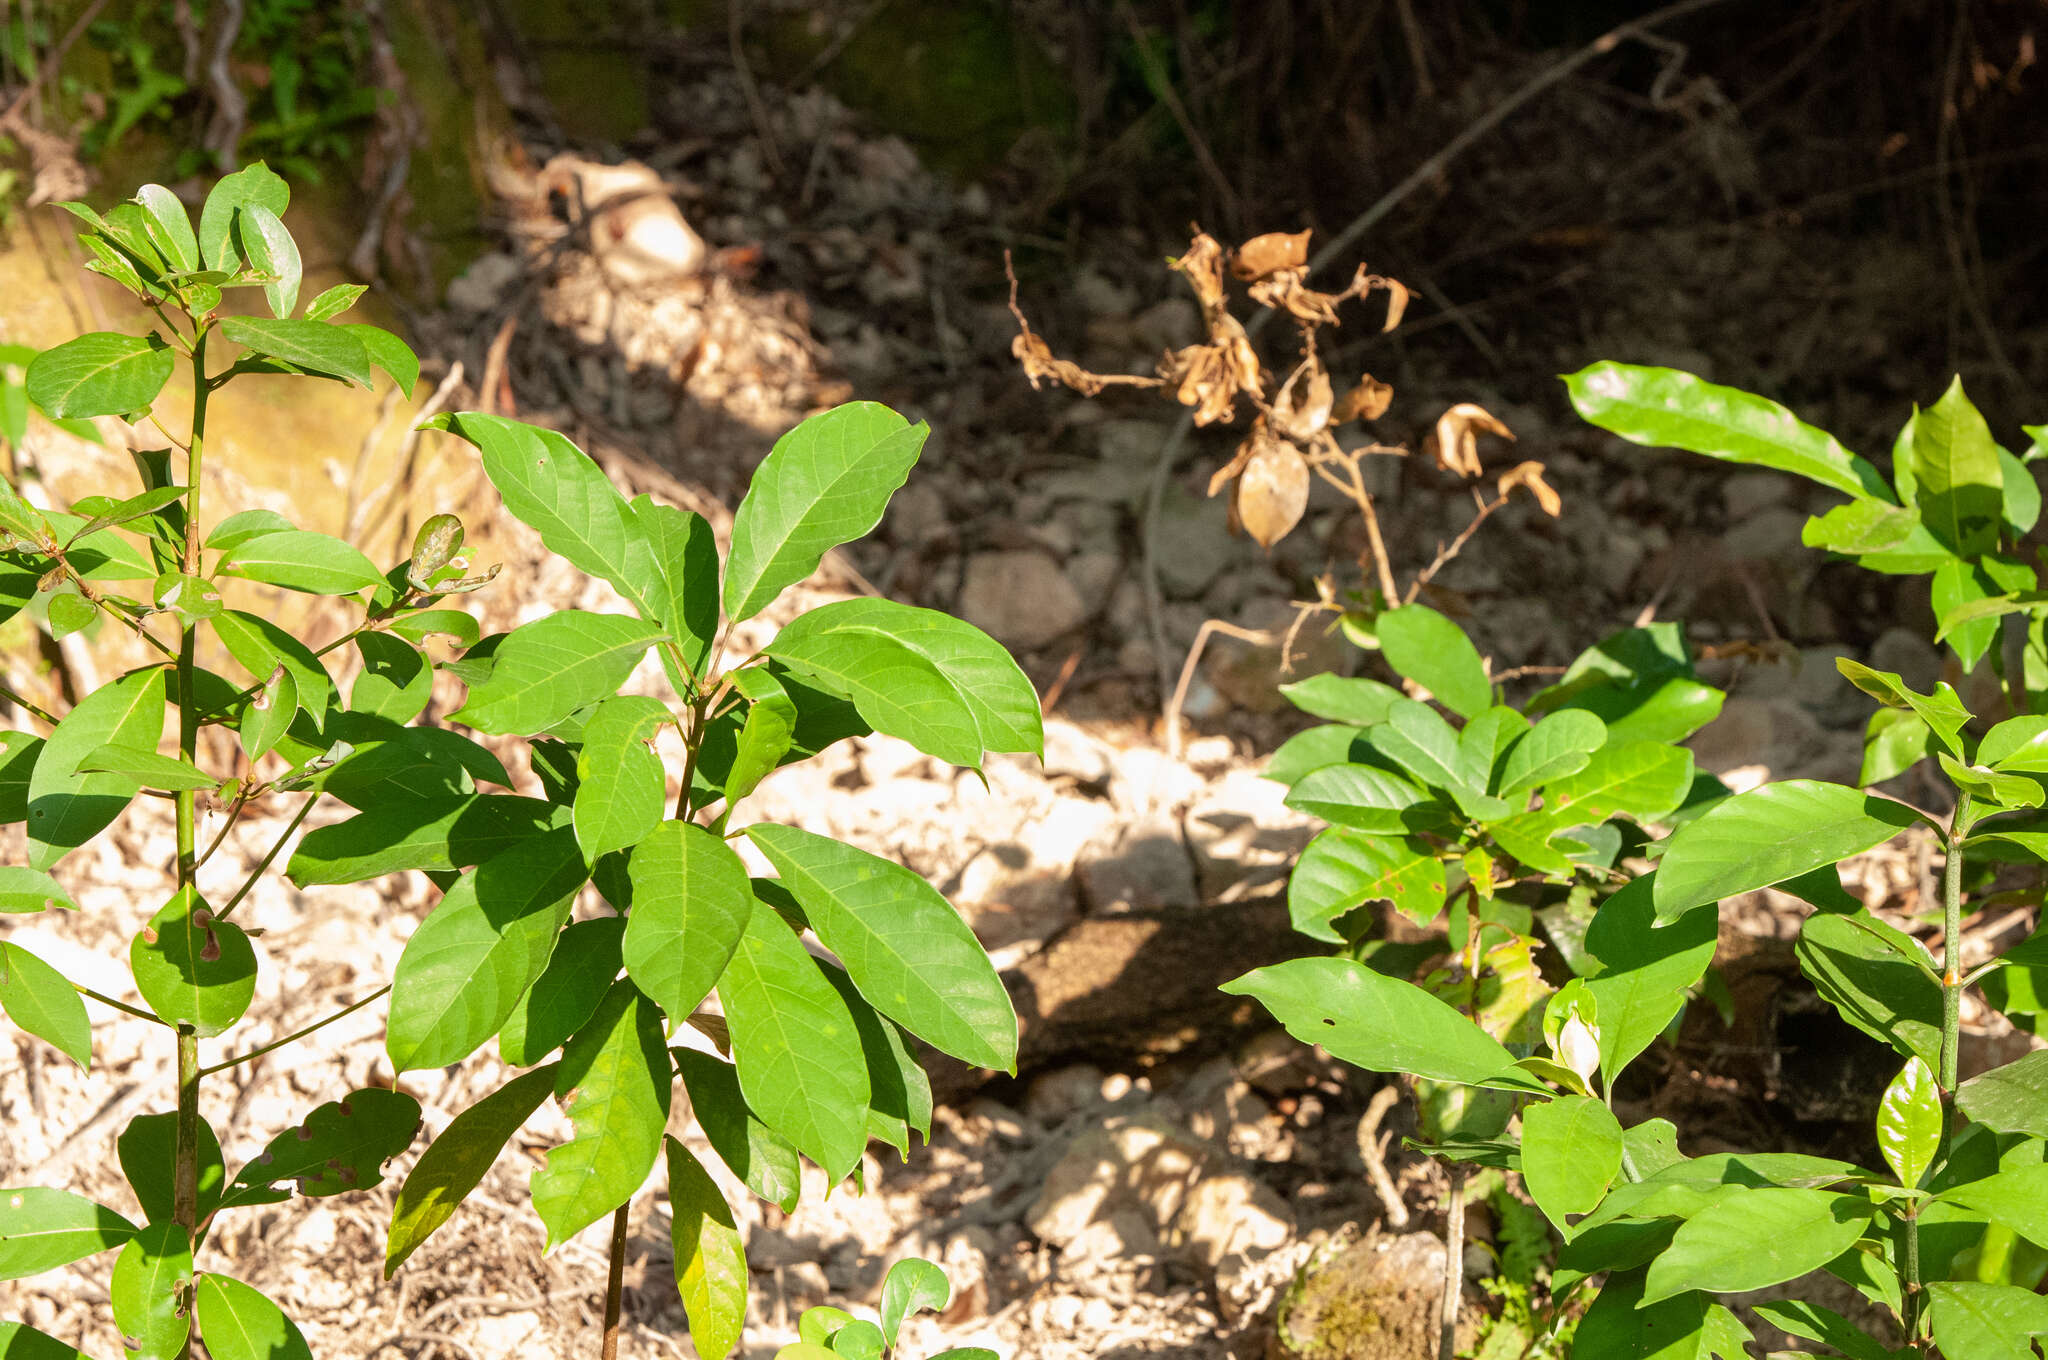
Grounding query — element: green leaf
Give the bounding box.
[621,821,752,1024]
[767,598,1041,758]
[235,203,301,317]
[1641,1187,1873,1303]
[502,919,624,1067]
[747,824,1016,1071]
[625,496,719,682]
[118,1111,224,1227]
[820,961,933,1153]
[675,1049,802,1212]
[1936,555,2036,672]
[287,794,568,885]
[43,591,94,641]
[386,829,587,1071]
[217,316,370,387]
[25,333,176,419]
[0,941,92,1065]
[386,1064,557,1273]
[666,1137,749,1360]
[197,162,289,271]
[1522,1094,1624,1228]
[1569,1267,1712,1360]
[338,323,418,394]
[224,1088,421,1202]
[130,886,255,1037]
[533,980,672,1247]
[1366,699,1489,798]
[1583,875,1718,1085]
[0,1188,136,1280]
[211,610,335,721]
[63,486,189,545]
[450,611,664,736]
[0,867,76,912]
[1958,1050,2048,1138]
[1497,709,1607,800]
[388,608,483,649]
[193,1274,312,1360]
[879,1258,950,1348]
[350,633,429,724]
[1651,780,1920,923]
[1936,1164,2048,1255]
[766,631,984,770]
[1563,363,1891,500]
[1279,674,1402,725]
[219,527,384,595]
[1801,499,1923,556]
[1284,763,1441,834]
[1862,708,1932,786]
[1796,911,1944,1069]
[1941,751,2044,811]
[716,897,872,1179]
[1223,957,1542,1092]
[1926,1282,2048,1360]
[302,283,367,322]
[73,744,217,792]
[572,695,670,861]
[1288,828,1445,940]
[0,1321,97,1358]
[204,508,294,552]
[2004,447,2042,533]
[1544,739,1693,823]
[723,670,797,808]
[1838,659,1971,756]
[428,413,662,619]
[1751,1301,1906,1360]
[132,185,198,274]
[1375,604,1490,718]
[110,1222,192,1360]
[1876,1056,1941,1188]
[1910,377,2005,557]
[0,731,44,823]
[724,403,928,622]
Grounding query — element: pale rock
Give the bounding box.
[1079,1297,1118,1331]
[1178,672,1229,722]
[1040,720,1113,784]
[887,481,949,545]
[1062,1209,1160,1264]
[782,1261,830,1309]
[1171,1173,1294,1267]
[542,155,706,289]
[1041,460,1151,505]
[1077,816,1195,913]
[1045,1293,1085,1333]
[1026,1119,1213,1247]
[466,1312,545,1355]
[1233,1028,1325,1095]
[445,252,522,315]
[957,550,1089,651]
[1106,745,1207,816]
[1183,768,1316,899]
[287,1206,338,1257]
[747,1225,818,1269]
[1064,550,1122,605]
[1024,1063,1110,1122]
[1181,734,1236,774]
[1151,488,1240,598]
[1722,505,1812,573]
[1116,637,1161,682]
[1869,626,1942,693]
[856,733,933,784]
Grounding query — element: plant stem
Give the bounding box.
[1902,1206,1923,1340]
[1940,792,1973,1091]
[0,680,58,726]
[1439,1162,1465,1360]
[600,1202,630,1360]
[197,985,391,1076]
[172,334,210,1259]
[214,795,314,922]
[73,982,170,1025]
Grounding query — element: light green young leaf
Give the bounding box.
[302,283,367,321]
[219,527,385,594]
[747,824,1017,1071]
[1910,377,2004,557]
[1375,604,1490,718]
[666,1137,749,1360]
[26,666,164,870]
[572,695,670,861]
[73,744,217,792]
[1641,1187,1873,1303]
[1651,780,1920,923]
[235,203,301,317]
[0,867,76,913]
[1801,498,1923,556]
[24,333,176,420]
[1278,673,1403,725]
[1283,764,1441,834]
[1223,957,1543,1093]
[132,185,198,274]
[1935,1164,2048,1251]
[386,1064,557,1273]
[197,162,289,271]
[427,413,661,617]
[879,1258,950,1348]
[1563,362,1892,500]
[386,830,587,1071]
[1958,1050,2048,1138]
[1935,554,2035,672]
[0,1188,137,1280]
[1496,708,1606,800]
[110,1222,192,1360]
[723,669,797,808]
[819,962,932,1155]
[1837,658,1971,756]
[621,820,752,1024]
[131,886,256,1038]
[217,316,370,387]
[1521,1095,1623,1228]
[1862,708,1932,786]
[1288,828,1445,940]
[715,897,871,1180]
[193,1274,312,1360]
[626,496,720,682]
[724,402,928,622]
[450,611,664,735]
[1876,1056,1940,1188]
[767,598,1042,758]
[0,940,92,1065]
[1583,875,1718,1086]
[501,920,623,1067]
[675,1049,803,1212]
[533,980,672,1248]
[339,324,420,394]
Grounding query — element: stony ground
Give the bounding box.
[4,26,2045,1360]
